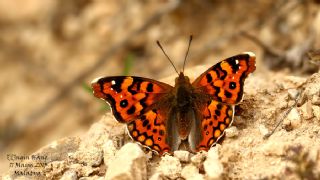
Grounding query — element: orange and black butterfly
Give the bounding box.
[92,36,256,155]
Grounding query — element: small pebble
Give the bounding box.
[225,126,239,138]
[157,155,182,179]
[283,108,301,130]
[61,170,77,180]
[174,150,190,163]
[105,143,147,180]
[312,105,320,121]
[103,140,117,167]
[300,101,314,120]
[259,124,269,136]
[204,147,223,179]
[312,95,320,105]
[191,151,207,168]
[181,164,204,180]
[288,89,299,99]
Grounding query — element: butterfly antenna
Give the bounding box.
[156,40,179,75]
[182,35,193,73]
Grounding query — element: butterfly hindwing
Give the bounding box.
[192,52,256,104]
[92,76,172,123]
[196,100,234,151]
[127,108,171,155]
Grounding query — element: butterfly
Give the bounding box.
[91,37,256,155]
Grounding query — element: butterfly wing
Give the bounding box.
[195,100,234,151]
[92,76,174,154]
[127,108,171,155]
[192,52,256,104]
[192,52,256,151]
[91,76,173,123]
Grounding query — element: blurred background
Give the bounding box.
[0,0,319,173]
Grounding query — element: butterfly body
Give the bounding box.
[92,52,256,155]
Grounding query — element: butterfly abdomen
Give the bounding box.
[173,74,195,140]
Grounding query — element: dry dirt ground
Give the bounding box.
[1,0,320,179]
[2,66,320,179]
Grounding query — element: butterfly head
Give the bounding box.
[175,72,191,85]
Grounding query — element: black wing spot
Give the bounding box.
[229,58,240,73]
[229,82,236,89]
[110,79,123,93]
[147,124,151,130]
[136,80,142,91]
[127,106,136,115]
[141,115,146,120]
[153,129,157,133]
[204,124,208,130]
[120,99,128,108]
[212,85,222,102]
[146,83,154,92]
[142,119,149,127]
[206,73,212,83]
[215,110,221,116]
[209,121,213,126]
[225,91,232,98]
[216,104,222,110]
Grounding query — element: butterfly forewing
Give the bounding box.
[91,76,173,123]
[192,52,256,105]
[192,52,255,151]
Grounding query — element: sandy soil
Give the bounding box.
[1,0,320,179]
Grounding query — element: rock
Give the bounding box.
[69,147,103,166]
[261,140,287,156]
[149,173,162,180]
[157,154,182,179]
[311,95,320,105]
[312,105,320,121]
[288,100,296,107]
[61,170,77,180]
[103,140,117,167]
[79,176,104,180]
[44,161,67,178]
[225,126,239,138]
[204,147,223,179]
[191,151,207,168]
[283,108,301,130]
[288,89,299,99]
[80,120,112,149]
[68,163,97,177]
[181,164,204,180]
[174,150,190,163]
[105,143,147,180]
[299,101,314,120]
[259,124,269,136]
